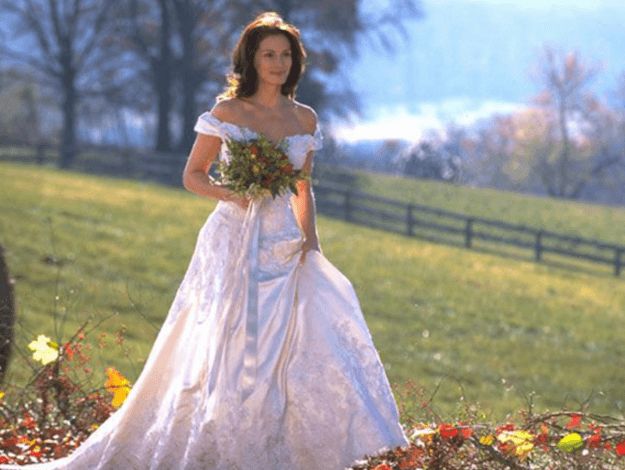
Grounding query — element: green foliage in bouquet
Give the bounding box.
[218,135,310,200]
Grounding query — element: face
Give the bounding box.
[253,33,292,87]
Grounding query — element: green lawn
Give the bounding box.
[317,163,625,246]
[1,161,624,423]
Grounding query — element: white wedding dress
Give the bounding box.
[1,111,410,469]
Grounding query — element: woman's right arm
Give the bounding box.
[182,132,249,209]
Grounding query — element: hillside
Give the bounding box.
[318,163,625,246]
[1,161,624,422]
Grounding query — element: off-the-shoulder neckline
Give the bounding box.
[201,111,320,144]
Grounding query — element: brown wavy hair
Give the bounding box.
[217,12,307,101]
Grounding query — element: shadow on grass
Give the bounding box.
[319,211,619,281]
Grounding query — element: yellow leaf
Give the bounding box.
[104,367,132,408]
[497,430,534,459]
[479,434,495,446]
[0,391,5,401]
[557,432,584,452]
[28,334,59,365]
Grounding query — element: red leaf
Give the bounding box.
[496,423,515,434]
[587,430,602,449]
[565,413,583,429]
[615,440,625,456]
[438,423,458,439]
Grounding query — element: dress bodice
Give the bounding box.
[193,110,324,280]
[194,111,323,170]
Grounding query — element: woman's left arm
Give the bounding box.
[292,150,321,263]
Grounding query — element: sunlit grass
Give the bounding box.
[1,161,624,422]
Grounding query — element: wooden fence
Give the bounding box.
[313,183,624,277]
[2,144,623,276]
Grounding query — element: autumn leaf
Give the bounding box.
[565,413,582,429]
[373,464,392,470]
[587,429,602,449]
[495,423,515,434]
[438,423,459,439]
[28,334,59,365]
[557,432,584,452]
[104,367,132,408]
[497,430,534,460]
[616,440,625,456]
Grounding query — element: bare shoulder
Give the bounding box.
[210,98,242,122]
[293,101,318,134]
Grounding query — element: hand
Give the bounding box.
[225,191,250,210]
[299,237,320,264]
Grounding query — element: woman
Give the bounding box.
[1,11,410,470]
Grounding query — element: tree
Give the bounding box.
[398,137,462,182]
[223,0,423,121]
[0,0,120,168]
[528,45,612,198]
[114,0,176,151]
[170,0,231,151]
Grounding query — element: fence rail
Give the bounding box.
[2,144,623,276]
[313,183,624,277]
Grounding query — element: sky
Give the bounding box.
[334,0,625,142]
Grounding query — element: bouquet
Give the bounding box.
[217,134,310,200]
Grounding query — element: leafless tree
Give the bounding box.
[0,0,121,168]
[529,45,615,198]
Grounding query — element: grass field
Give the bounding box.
[318,163,625,246]
[1,161,624,423]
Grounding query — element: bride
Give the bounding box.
[1,11,410,470]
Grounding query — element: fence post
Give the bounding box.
[344,190,352,222]
[465,218,474,248]
[36,143,45,165]
[535,230,543,261]
[406,204,414,236]
[615,248,623,277]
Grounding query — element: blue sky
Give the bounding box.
[334,0,625,142]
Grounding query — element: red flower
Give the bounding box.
[63,342,75,361]
[438,423,458,439]
[616,440,625,456]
